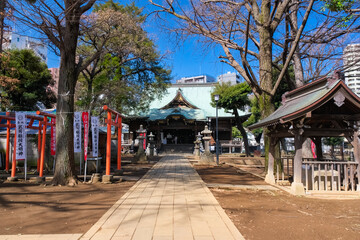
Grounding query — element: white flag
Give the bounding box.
[15,112,27,160]
[91,116,99,157]
[74,112,82,153]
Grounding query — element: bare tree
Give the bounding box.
[149,0,316,161]
[149,0,360,162]
[9,0,97,185]
[150,0,316,117]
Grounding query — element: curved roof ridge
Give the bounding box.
[160,88,199,109]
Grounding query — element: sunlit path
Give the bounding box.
[81,155,244,240]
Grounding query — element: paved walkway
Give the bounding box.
[81,155,244,240]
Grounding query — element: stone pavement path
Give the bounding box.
[81,155,244,240]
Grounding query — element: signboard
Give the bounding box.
[91,116,99,157]
[74,112,82,153]
[15,112,27,160]
[50,118,56,156]
[82,112,89,161]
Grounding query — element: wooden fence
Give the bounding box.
[275,157,359,192]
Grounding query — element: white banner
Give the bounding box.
[15,112,27,160]
[74,112,82,153]
[91,116,99,157]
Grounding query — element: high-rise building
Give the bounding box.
[217,72,241,85]
[48,67,59,94]
[176,75,216,84]
[2,32,48,63]
[343,43,360,96]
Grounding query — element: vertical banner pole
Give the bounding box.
[106,111,112,175]
[74,112,82,174]
[50,118,56,172]
[15,112,27,180]
[39,116,47,177]
[84,160,87,182]
[37,128,41,173]
[117,117,122,170]
[25,156,27,181]
[5,112,10,172]
[11,130,16,178]
[80,153,82,175]
[82,112,89,181]
[91,116,99,173]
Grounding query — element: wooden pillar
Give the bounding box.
[265,137,276,184]
[352,131,360,163]
[351,129,360,191]
[291,130,305,195]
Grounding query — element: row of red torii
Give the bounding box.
[1,105,122,180]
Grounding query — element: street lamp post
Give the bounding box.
[214,94,219,165]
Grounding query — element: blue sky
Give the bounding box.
[46,0,236,83]
[45,0,360,83]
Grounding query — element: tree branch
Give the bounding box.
[271,0,315,96]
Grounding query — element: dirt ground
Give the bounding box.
[1,156,360,239]
[0,157,157,235]
[194,164,360,240]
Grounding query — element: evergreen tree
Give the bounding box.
[0,49,56,111]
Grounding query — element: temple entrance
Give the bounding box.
[162,129,195,144]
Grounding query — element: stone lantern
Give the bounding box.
[133,125,148,163]
[194,132,202,157]
[201,125,212,154]
[200,125,215,164]
[148,132,155,157]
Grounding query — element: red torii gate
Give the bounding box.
[0,113,50,178]
[26,114,45,173]
[103,105,123,176]
[0,113,15,173]
[36,111,56,178]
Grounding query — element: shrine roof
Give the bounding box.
[146,107,207,121]
[144,83,249,120]
[248,74,360,130]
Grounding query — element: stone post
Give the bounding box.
[194,132,202,158]
[265,137,276,184]
[291,129,305,195]
[133,125,148,163]
[148,132,155,157]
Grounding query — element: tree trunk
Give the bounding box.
[52,25,80,186]
[289,0,304,87]
[258,2,275,166]
[233,108,250,156]
[330,145,335,158]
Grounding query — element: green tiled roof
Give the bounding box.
[146,107,206,121]
[142,83,249,120]
[248,77,360,130]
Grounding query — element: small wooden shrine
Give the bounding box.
[249,72,360,195]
